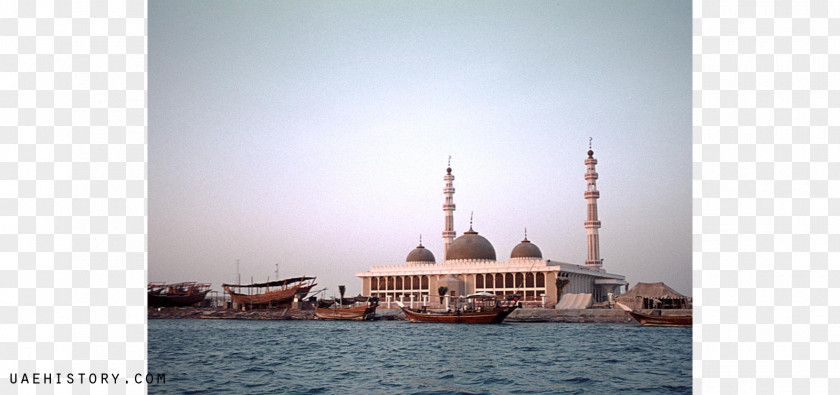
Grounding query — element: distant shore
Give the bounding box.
[148,307,313,320]
[148,307,643,324]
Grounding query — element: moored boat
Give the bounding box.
[223,276,316,310]
[627,310,692,327]
[398,293,520,324]
[148,282,165,295]
[317,295,368,308]
[616,296,692,327]
[148,282,211,308]
[315,297,379,321]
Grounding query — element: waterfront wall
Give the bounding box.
[148,307,641,324]
[370,308,638,324]
[507,308,636,324]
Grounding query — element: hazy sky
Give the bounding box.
[149,1,691,297]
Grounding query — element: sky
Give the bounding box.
[149,1,692,297]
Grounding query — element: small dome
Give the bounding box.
[406,244,435,263]
[511,237,542,259]
[446,227,496,261]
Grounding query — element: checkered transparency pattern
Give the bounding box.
[0,1,146,395]
[694,1,839,393]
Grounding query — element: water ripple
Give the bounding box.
[149,320,691,394]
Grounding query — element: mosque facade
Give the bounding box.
[356,147,626,307]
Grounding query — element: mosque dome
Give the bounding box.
[510,237,542,259]
[446,227,496,261]
[406,243,436,263]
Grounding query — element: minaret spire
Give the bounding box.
[584,139,603,269]
[442,157,456,260]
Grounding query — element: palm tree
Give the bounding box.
[438,286,448,304]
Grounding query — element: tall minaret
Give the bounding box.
[442,156,456,260]
[584,138,603,269]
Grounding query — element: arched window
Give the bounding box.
[505,273,513,289]
[387,277,394,290]
[476,274,484,288]
[536,272,545,288]
[486,274,494,288]
[422,275,429,289]
[395,277,403,290]
[495,273,503,289]
[515,273,524,289]
[412,276,420,290]
[526,273,534,288]
[371,277,378,291]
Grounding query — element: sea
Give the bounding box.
[148,319,691,394]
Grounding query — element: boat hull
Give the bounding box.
[225,284,315,309]
[148,291,209,308]
[315,305,377,321]
[629,311,692,327]
[401,305,519,324]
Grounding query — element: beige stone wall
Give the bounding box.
[361,277,370,296]
[545,272,558,305]
[463,274,474,295]
[438,275,465,296]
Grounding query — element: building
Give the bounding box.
[356,146,626,307]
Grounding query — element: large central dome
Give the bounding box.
[446,227,496,261]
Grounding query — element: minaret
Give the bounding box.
[442,156,456,260]
[584,138,603,269]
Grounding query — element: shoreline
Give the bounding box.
[148,307,647,324]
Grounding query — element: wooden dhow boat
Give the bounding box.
[616,297,692,327]
[223,276,316,310]
[316,295,369,308]
[148,282,166,295]
[398,293,520,324]
[627,310,692,327]
[148,282,211,308]
[315,296,379,321]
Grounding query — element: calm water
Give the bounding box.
[148,319,691,394]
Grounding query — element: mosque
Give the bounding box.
[356,145,627,308]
